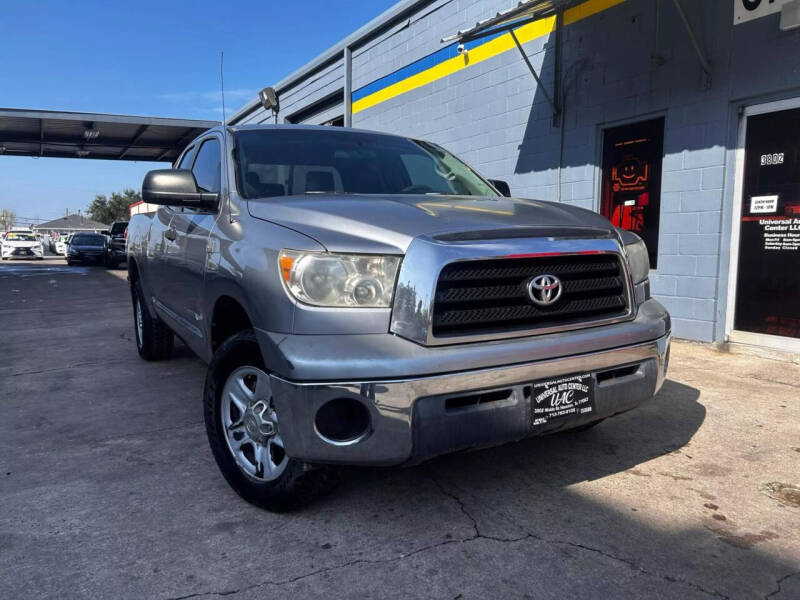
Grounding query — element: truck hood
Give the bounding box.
[247,194,617,253]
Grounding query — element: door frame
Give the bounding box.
[724,96,800,353]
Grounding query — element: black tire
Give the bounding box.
[131,278,174,361]
[204,331,337,511]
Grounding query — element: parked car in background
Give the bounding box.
[105,221,128,268]
[66,233,107,265]
[128,125,670,511]
[1,230,44,260]
[54,234,70,256]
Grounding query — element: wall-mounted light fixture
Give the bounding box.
[258,87,280,123]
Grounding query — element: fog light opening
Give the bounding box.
[314,397,371,446]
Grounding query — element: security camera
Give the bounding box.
[457,43,465,54]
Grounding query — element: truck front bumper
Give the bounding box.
[268,331,671,467]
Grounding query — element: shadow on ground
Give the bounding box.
[2,261,798,599]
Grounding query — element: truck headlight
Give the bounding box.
[618,230,649,284]
[279,250,402,307]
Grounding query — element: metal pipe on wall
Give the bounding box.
[344,47,353,127]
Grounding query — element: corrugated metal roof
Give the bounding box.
[0,108,217,162]
[441,0,581,43]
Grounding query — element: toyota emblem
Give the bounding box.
[527,274,562,306]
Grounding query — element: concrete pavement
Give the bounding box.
[0,258,798,599]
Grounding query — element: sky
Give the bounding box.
[0,0,397,225]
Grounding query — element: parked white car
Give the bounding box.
[1,230,44,260]
[54,234,72,257]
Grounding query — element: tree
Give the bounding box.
[0,209,16,230]
[87,189,141,224]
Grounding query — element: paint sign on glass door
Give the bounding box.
[734,107,800,338]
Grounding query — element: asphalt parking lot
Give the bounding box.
[1,258,799,600]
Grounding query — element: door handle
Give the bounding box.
[164,228,176,242]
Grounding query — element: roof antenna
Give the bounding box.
[220,51,227,126]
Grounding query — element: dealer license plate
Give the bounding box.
[531,373,595,429]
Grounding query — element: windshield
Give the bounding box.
[6,233,36,241]
[71,234,105,245]
[234,129,498,199]
[110,222,128,235]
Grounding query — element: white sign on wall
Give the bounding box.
[734,0,792,24]
[750,195,779,214]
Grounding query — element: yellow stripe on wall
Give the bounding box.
[352,0,625,115]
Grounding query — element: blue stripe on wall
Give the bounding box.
[351,27,511,103]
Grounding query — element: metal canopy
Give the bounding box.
[0,108,218,162]
[441,0,580,43]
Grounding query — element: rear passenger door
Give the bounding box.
[159,136,222,339]
[147,144,195,305]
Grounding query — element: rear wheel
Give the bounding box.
[131,278,173,361]
[204,331,337,511]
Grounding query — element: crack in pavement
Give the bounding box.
[426,475,730,600]
[163,537,466,600]
[765,570,800,599]
[10,359,129,377]
[163,476,730,600]
[97,420,204,444]
[748,374,800,390]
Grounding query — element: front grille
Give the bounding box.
[432,253,630,337]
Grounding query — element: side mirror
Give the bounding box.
[142,169,219,210]
[489,179,512,197]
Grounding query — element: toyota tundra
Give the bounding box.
[127,125,671,511]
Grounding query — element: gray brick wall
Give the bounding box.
[231,0,800,343]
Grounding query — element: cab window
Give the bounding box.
[176,146,195,170]
[192,139,222,193]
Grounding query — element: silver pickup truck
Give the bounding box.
[128,124,670,511]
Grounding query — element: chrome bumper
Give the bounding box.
[269,333,671,467]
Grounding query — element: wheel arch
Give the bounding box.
[210,294,255,353]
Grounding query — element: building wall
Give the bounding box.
[234,0,800,342]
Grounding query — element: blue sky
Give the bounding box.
[0,0,396,224]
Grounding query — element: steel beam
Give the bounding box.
[119,124,149,159]
[671,0,712,88]
[509,28,559,120]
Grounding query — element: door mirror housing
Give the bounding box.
[142,169,219,210]
[489,179,512,197]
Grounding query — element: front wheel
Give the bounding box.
[204,331,337,511]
